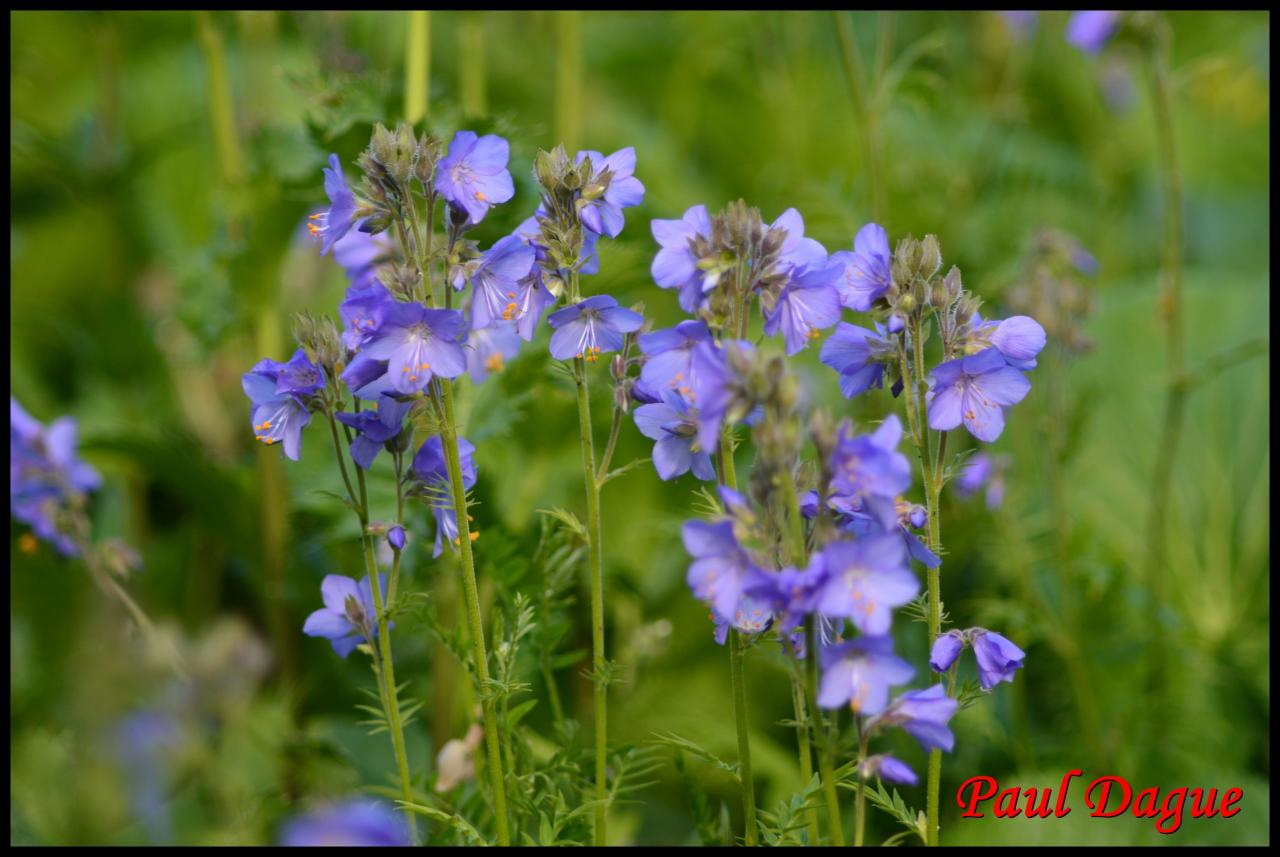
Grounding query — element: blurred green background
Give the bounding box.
[9,10,1269,845]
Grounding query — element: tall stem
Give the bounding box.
[912,321,946,847]
[573,357,609,846]
[716,427,759,846]
[438,380,511,845]
[728,629,759,846]
[405,11,430,124]
[854,721,868,847]
[805,620,845,846]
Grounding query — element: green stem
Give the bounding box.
[788,672,822,844]
[459,12,487,118]
[573,357,609,846]
[728,629,759,846]
[716,427,759,847]
[555,11,582,150]
[595,402,623,487]
[405,11,430,124]
[806,620,845,846]
[833,11,884,222]
[854,721,868,847]
[438,380,511,845]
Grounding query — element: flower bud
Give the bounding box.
[944,265,963,301]
[919,234,942,278]
[387,526,407,551]
[929,630,965,673]
[414,132,440,184]
[887,313,906,334]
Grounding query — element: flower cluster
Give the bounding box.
[11,398,101,556]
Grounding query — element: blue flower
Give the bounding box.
[412,435,478,558]
[329,224,392,291]
[927,348,1031,443]
[468,234,538,331]
[820,321,895,398]
[339,281,397,352]
[356,302,468,394]
[972,629,1026,690]
[387,526,407,551]
[955,452,1007,509]
[684,518,760,625]
[546,295,644,362]
[302,574,386,657]
[1066,10,1120,54]
[242,355,315,461]
[771,208,828,273]
[763,262,843,355]
[986,314,1047,370]
[829,222,892,312]
[279,799,411,847]
[811,536,918,635]
[636,320,713,404]
[465,321,522,384]
[11,398,101,556]
[817,635,915,715]
[873,684,959,752]
[650,204,712,312]
[861,754,918,786]
[576,147,645,237]
[633,390,715,482]
[435,131,515,225]
[928,630,965,673]
[308,154,359,254]
[335,395,411,470]
[829,416,912,514]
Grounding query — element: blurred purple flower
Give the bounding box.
[763,262,843,355]
[651,204,712,312]
[1066,11,1121,54]
[684,519,760,624]
[812,536,918,635]
[861,754,918,786]
[637,320,713,404]
[817,635,915,715]
[335,395,411,470]
[873,684,959,752]
[465,321,522,384]
[412,435,478,558]
[279,799,411,847]
[11,398,101,556]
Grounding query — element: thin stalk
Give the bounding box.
[595,403,624,487]
[805,620,845,846]
[573,356,609,846]
[728,629,759,846]
[716,427,759,846]
[555,11,582,150]
[854,720,868,847]
[788,673,822,844]
[438,379,511,845]
[405,11,430,124]
[459,12,487,118]
[908,317,944,847]
[833,11,884,222]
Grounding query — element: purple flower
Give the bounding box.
[771,208,828,273]
[243,357,313,461]
[929,630,965,673]
[985,314,1047,371]
[340,281,397,352]
[633,390,715,482]
[829,416,912,510]
[330,225,390,288]
[927,348,1031,443]
[746,554,828,635]
[576,147,645,237]
[711,590,775,643]
[820,321,894,398]
[465,321,522,384]
[276,349,326,398]
[302,574,386,658]
[387,526,407,551]
[972,629,1026,690]
[812,536,918,635]
[764,263,843,355]
[358,302,468,394]
[412,435,477,557]
[637,320,712,404]
[308,154,359,254]
[1066,11,1120,54]
[335,395,411,470]
[546,295,644,362]
[955,453,1006,509]
[683,519,758,624]
[651,204,712,312]
[436,131,515,225]
[874,684,959,752]
[861,755,918,786]
[11,399,100,556]
[113,709,181,844]
[817,635,915,715]
[829,222,892,312]
[468,234,538,331]
[279,799,411,847]
[687,338,754,454]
